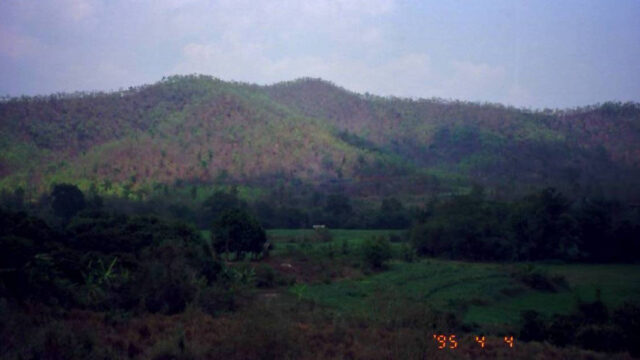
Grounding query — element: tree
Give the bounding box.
[0,187,25,211]
[211,209,266,260]
[577,199,614,261]
[202,188,246,223]
[376,197,410,229]
[511,188,579,260]
[324,193,352,227]
[51,184,86,220]
[361,236,392,269]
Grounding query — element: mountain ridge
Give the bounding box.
[1,74,639,200]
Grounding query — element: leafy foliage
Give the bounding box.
[361,236,392,270]
[518,300,640,355]
[211,208,267,260]
[1,185,230,314]
[51,183,86,220]
[410,187,640,262]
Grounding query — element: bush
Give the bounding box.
[21,321,103,360]
[574,324,625,352]
[613,302,640,357]
[255,264,276,288]
[141,261,198,315]
[578,297,609,324]
[197,286,237,315]
[519,310,547,342]
[409,221,447,257]
[361,236,392,270]
[547,314,579,346]
[341,239,349,255]
[209,305,301,360]
[516,299,640,355]
[400,243,416,263]
[510,265,567,292]
[147,329,198,360]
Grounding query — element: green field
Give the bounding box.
[203,228,407,257]
[465,264,640,326]
[267,228,405,255]
[301,259,640,329]
[254,229,640,333]
[267,228,404,241]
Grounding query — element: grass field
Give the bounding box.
[266,228,406,257]
[203,228,407,257]
[255,230,640,333]
[301,259,640,330]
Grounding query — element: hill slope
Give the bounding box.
[1,75,639,200]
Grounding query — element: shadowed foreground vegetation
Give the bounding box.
[1,184,640,359]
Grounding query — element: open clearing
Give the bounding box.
[258,229,640,333]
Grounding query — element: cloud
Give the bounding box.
[171,0,399,85]
[0,25,43,59]
[64,0,95,22]
[168,1,517,104]
[175,40,433,98]
[1,0,638,108]
[175,37,518,106]
[440,61,509,102]
[299,0,394,17]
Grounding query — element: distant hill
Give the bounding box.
[1,75,639,200]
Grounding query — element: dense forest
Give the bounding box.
[2,75,640,202]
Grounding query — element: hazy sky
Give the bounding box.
[1,0,639,109]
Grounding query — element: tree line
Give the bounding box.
[410,187,640,262]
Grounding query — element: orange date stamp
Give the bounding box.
[432,334,515,349]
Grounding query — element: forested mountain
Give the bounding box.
[1,75,639,201]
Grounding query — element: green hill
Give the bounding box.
[1,75,639,200]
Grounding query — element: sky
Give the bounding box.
[1,0,639,109]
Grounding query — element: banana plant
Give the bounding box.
[82,257,119,305]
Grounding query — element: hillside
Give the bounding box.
[1,75,639,200]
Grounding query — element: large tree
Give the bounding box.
[211,209,266,260]
[51,183,86,220]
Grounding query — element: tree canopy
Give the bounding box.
[211,208,266,260]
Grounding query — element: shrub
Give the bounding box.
[547,314,579,346]
[142,271,197,315]
[208,305,301,360]
[574,324,625,352]
[147,329,197,360]
[577,297,609,324]
[255,264,276,288]
[510,265,567,293]
[613,302,640,357]
[519,310,547,342]
[197,285,237,315]
[361,236,392,270]
[400,243,416,263]
[516,298,640,355]
[410,221,446,257]
[25,321,102,360]
[341,239,349,255]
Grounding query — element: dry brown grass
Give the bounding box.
[34,303,633,360]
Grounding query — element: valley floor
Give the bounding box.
[3,229,639,359]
